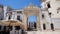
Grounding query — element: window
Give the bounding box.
[17,16,20,20]
[51,23,54,31]
[43,23,46,30]
[0,25,1,30]
[49,12,51,15]
[34,22,36,29]
[8,15,11,20]
[57,11,59,13]
[42,14,44,18]
[47,3,51,8]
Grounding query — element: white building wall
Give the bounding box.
[52,18,60,30]
[42,0,60,30]
[49,0,60,30]
[48,0,60,18]
[44,11,51,30]
[41,0,60,30]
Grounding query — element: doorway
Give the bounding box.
[27,15,36,31]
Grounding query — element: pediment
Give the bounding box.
[23,3,40,11]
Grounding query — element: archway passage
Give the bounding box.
[27,15,37,31]
[23,3,41,31]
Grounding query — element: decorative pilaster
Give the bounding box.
[36,14,41,31]
[24,14,28,31]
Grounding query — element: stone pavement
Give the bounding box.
[27,30,60,34]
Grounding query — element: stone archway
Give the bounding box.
[23,3,41,31]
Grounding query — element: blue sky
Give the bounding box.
[0,0,40,22]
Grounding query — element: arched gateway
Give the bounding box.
[0,3,41,31]
[23,3,41,31]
